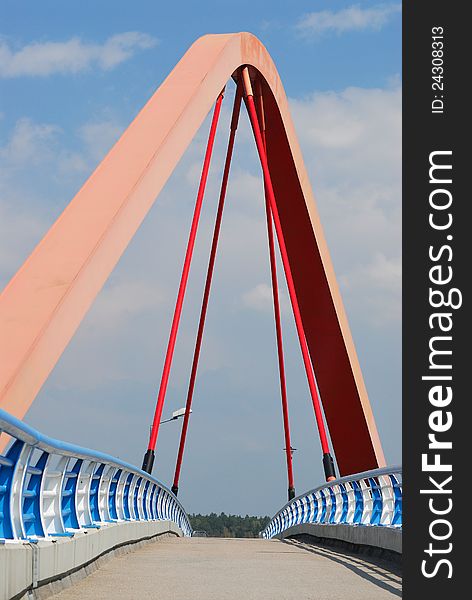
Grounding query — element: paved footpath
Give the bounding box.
[54,537,402,600]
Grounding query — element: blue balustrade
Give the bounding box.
[261,466,402,539]
[0,408,192,541]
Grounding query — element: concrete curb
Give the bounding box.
[275,523,402,555]
[0,521,183,600]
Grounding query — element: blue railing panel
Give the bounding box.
[319,489,327,523]
[62,458,81,530]
[89,464,105,523]
[352,480,364,524]
[133,477,142,520]
[142,480,150,520]
[369,477,382,525]
[123,473,133,521]
[339,484,348,524]
[310,492,319,523]
[391,474,402,526]
[108,468,121,521]
[328,487,337,524]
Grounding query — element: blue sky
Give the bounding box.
[1,1,401,516]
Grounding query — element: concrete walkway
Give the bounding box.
[53,537,402,600]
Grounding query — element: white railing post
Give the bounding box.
[40,455,68,536]
[10,442,32,539]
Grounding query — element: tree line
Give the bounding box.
[189,512,270,538]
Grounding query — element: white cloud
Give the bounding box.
[79,120,124,162]
[0,113,125,180]
[84,280,167,330]
[0,115,126,289]
[0,202,46,285]
[0,32,157,78]
[0,117,60,165]
[241,283,290,316]
[289,82,401,326]
[242,283,273,312]
[290,83,401,185]
[297,3,401,37]
[52,119,124,177]
[339,253,401,325]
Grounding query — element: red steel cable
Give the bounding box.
[142,90,225,474]
[171,85,243,494]
[255,81,295,498]
[242,69,335,480]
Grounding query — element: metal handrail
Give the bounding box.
[0,408,192,540]
[261,466,402,539]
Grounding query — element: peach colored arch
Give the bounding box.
[0,33,385,474]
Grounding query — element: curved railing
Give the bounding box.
[0,408,192,540]
[261,467,402,539]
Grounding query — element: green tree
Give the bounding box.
[189,513,271,537]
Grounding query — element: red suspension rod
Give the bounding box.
[171,85,243,495]
[242,69,336,481]
[142,90,225,475]
[255,81,295,500]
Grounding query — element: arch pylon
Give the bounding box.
[0,33,385,475]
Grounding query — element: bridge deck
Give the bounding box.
[53,537,401,599]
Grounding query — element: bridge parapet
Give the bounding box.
[0,408,192,543]
[261,467,402,541]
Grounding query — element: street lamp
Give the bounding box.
[160,407,192,425]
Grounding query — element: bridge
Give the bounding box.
[0,33,401,599]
